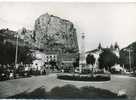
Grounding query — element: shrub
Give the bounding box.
[57,74,111,81]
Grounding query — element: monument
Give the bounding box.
[79,33,86,73]
[57,32,111,81]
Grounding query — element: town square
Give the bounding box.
[0,2,136,99]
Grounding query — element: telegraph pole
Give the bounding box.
[15,33,19,68]
[128,49,132,72]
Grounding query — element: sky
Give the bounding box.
[0,2,136,51]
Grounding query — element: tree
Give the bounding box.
[119,49,136,71]
[0,39,34,65]
[98,43,102,50]
[86,54,96,76]
[18,46,34,64]
[114,42,119,49]
[120,42,136,72]
[86,54,95,65]
[0,42,15,64]
[110,44,114,49]
[98,49,119,71]
[19,27,27,35]
[73,56,79,69]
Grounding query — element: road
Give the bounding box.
[0,74,136,99]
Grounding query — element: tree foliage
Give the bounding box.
[0,41,34,64]
[114,42,119,49]
[86,54,95,65]
[73,54,79,68]
[110,44,113,49]
[98,43,102,50]
[120,48,136,71]
[98,49,119,70]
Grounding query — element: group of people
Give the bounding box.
[0,63,48,81]
[0,62,79,81]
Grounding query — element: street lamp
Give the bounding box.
[128,49,132,72]
[15,33,19,68]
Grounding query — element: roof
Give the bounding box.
[86,49,101,54]
[86,47,117,54]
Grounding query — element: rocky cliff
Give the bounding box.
[0,13,79,64]
[34,13,79,53]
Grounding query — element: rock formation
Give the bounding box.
[0,13,79,64]
[34,13,79,53]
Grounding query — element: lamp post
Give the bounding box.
[125,48,133,72]
[128,49,132,72]
[15,33,19,68]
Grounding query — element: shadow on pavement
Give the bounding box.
[8,84,127,99]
